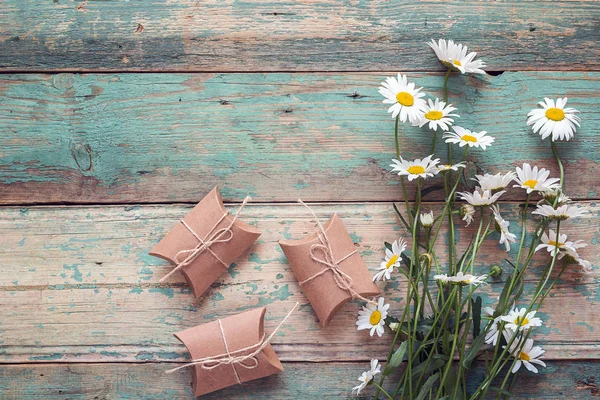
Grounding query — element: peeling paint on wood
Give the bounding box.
[0,72,599,204]
[0,1,599,71]
[0,203,597,363]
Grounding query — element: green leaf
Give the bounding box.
[462,331,486,369]
[388,341,408,369]
[411,354,447,377]
[489,387,514,397]
[472,296,482,338]
[400,250,412,269]
[384,241,392,252]
[393,202,411,232]
[415,372,440,400]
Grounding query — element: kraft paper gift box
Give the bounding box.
[279,213,380,327]
[149,187,261,297]
[173,307,284,397]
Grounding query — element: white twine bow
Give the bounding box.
[160,196,251,283]
[166,302,299,383]
[297,200,374,304]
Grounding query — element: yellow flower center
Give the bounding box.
[548,240,564,247]
[519,351,531,361]
[425,110,444,120]
[407,165,426,175]
[522,179,538,189]
[514,316,530,326]
[545,107,565,121]
[396,91,415,107]
[369,310,382,325]
[453,60,462,66]
[461,134,478,142]
[386,254,399,269]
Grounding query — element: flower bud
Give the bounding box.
[489,265,502,278]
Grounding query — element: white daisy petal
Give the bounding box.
[527,97,580,141]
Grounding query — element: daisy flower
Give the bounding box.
[427,39,486,75]
[435,162,466,174]
[459,204,475,226]
[527,98,581,141]
[475,171,516,192]
[562,247,592,268]
[532,204,588,221]
[356,297,389,337]
[540,188,571,206]
[513,163,560,194]
[500,307,543,332]
[491,204,517,252]
[351,359,381,395]
[503,333,546,374]
[420,211,434,228]
[457,187,505,207]
[373,238,407,282]
[434,272,487,286]
[379,74,427,123]
[390,155,440,181]
[484,306,504,346]
[443,126,495,150]
[534,229,583,256]
[415,98,458,131]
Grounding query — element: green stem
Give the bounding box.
[551,140,564,188]
[394,115,401,159]
[372,381,394,400]
[435,285,462,398]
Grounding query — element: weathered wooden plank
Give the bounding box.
[0,1,599,71]
[0,203,597,362]
[0,361,598,399]
[0,72,598,204]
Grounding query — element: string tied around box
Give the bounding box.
[166,302,299,383]
[160,196,251,283]
[297,200,375,305]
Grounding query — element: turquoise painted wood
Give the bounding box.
[0,361,598,399]
[1,72,599,204]
[0,203,597,364]
[0,1,599,71]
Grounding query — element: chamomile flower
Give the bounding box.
[390,155,440,181]
[500,307,543,332]
[379,74,427,123]
[527,98,581,141]
[484,306,504,346]
[503,333,546,374]
[373,238,407,282]
[532,204,588,221]
[416,98,459,131]
[443,126,495,150]
[540,188,571,206]
[475,171,516,192]
[458,187,505,207]
[427,39,486,75]
[352,359,381,395]
[513,163,560,194]
[435,162,466,173]
[356,297,389,337]
[491,204,517,252]
[420,211,434,228]
[562,247,592,268]
[434,272,487,286]
[534,229,582,256]
[459,204,475,226]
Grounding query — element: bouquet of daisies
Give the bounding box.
[352,39,589,399]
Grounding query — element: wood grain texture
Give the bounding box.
[0,361,598,399]
[1,1,599,72]
[0,203,598,363]
[1,72,599,205]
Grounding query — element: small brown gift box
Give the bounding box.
[173,307,284,397]
[149,187,261,297]
[279,212,380,327]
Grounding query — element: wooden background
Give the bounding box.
[0,1,599,398]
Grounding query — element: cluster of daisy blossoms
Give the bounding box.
[351,38,590,399]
